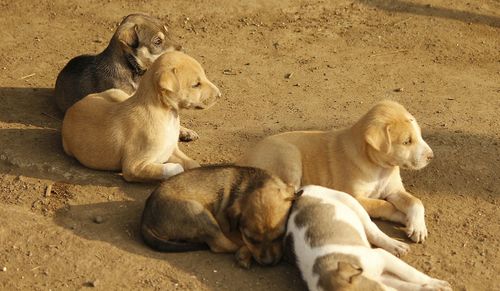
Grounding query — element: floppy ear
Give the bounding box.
[337,262,363,283]
[118,24,139,49]
[226,202,242,231]
[365,124,391,153]
[285,189,304,202]
[157,68,180,95]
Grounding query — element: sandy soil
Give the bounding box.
[0,0,499,290]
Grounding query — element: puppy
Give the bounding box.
[62,51,220,182]
[141,165,297,268]
[240,100,433,242]
[54,14,198,141]
[285,185,451,291]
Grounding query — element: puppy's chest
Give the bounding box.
[356,174,393,199]
[153,116,180,162]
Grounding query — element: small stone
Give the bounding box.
[93,216,104,224]
[284,72,293,79]
[1,267,6,272]
[394,87,404,92]
[84,279,98,287]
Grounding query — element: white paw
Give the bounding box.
[386,238,410,256]
[162,163,184,178]
[406,206,428,243]
[420,279,452,291]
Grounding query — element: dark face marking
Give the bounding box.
[293,196,365,247]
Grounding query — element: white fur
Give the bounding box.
[136,46,163,68]
[287,185,451,291]
[155,113,181,164]
[162,163,184,178]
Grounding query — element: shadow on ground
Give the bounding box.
[359,0,500,27]
[53,200,305,291]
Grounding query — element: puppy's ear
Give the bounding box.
[118,24,139,49]
[226,202,242,232]
[285,189,304,202]
[337,262,363,283]
[365,124,391,153]
[157,68,180,95]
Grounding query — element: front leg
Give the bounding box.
[168,146,200,170]
[356,197,406,225]
[337,194,409,256]
[235,245,253,269]
[385,191,427,243]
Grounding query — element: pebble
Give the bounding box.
[2,267,6,272]
[394,87,404,92]
[284,72,293,79]
[93,215,104,224]
[85,279,98,287]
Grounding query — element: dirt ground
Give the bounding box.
[0,0,499,290]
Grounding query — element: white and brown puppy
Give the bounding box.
[141,165,297,268]
[62,51,220,182]
[285,185,451,291]
[240,100,433,242]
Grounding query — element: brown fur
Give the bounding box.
[62,51,220,182]
[140,165,296,268]
[293,196,365,247]
[314,258,386,291]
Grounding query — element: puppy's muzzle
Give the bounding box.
[196,87,221,110]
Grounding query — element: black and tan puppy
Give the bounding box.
[55,14,199,141]
[141,165,297,268]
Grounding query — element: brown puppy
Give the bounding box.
[240,100,433,243]
[62,51,220,182]
[141,165,297,268]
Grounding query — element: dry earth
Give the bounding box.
[0,0,499,290]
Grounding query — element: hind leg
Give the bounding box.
[375,249,451,290]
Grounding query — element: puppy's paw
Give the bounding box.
[406,218,428,243]
[162,163,184,178]
[386,238,410,257]
[406,206,428,243]
[420,279,452,291]
[179,128,199,142]
[235,247,253,269]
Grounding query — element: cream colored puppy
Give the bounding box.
[62,51,221,182]
[285,185,451,291]
[240,100,433,242]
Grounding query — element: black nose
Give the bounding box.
[426,151,434,161]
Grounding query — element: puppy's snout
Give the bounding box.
[426,150,434,161]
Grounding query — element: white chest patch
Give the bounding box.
[155,114,180,163]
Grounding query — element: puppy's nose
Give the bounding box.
[426,151,434,161]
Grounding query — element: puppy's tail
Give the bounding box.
[141,226,209,252]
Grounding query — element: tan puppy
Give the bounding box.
[240,100,433,242]
[140,165,298,268]
[62,51,220,182]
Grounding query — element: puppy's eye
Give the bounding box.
[153,37,163,46]
[192,82,201,88]
[244,234,260,245]
[403,138,412,145]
